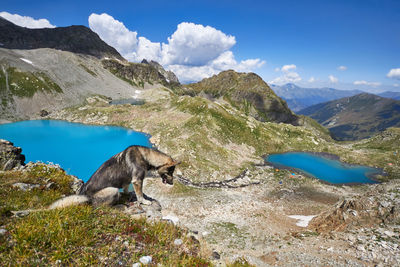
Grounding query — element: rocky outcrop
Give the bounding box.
[311,181,400,232]
[0,17,123,60]
[185,70,299,125]
[102,59,181,90]
[141,59,179,84]
[0,139,25,170]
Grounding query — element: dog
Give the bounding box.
[49,145,179,209]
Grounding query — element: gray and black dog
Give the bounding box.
[49,145,179,209]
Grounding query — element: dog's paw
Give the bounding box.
[139,199,152,205]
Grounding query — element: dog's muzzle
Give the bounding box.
[162,175,174,185]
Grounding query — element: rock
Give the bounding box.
[356,245,365,252]
[12,210,31,217]
[211,251,221,260]
[0,139,25,170]
[384,230,395,237]
[39,109,49,117]
[12,182,40,191]
[162,214,179,225]
[139,256,152,265]
[69,176,84,194]
[174,239,183,246]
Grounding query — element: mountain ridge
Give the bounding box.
[0,16,124,60]
[299,92,400,140]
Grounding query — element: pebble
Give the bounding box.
[174,239,183,246]
[139,256,152,265]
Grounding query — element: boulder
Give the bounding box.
[0,139,25,170]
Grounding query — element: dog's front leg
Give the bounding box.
[132,178,152,205]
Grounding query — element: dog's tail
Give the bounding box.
[48,195,89,209]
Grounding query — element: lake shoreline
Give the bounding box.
[262,151,385,186]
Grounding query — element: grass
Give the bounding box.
[0,163,211,266]
[4,67,62,98]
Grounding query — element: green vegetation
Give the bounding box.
[79,63,97,77]
[1,67,62,98]
[0,164,210,266]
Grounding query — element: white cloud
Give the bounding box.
[329,75,338,83]
[353,80,381,87]
[88,13,264,83]
[269,64,301,85]
[337,65,347,71]
[127,37,161,62]
[161,22,236,66]
[308,76,315,83]
[0,11,55,28]
[394,83,399,87]
[89,13,138,56]
[281,64,297,72]
[387,68,400,80]
[167,51,265,83]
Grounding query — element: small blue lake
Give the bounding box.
[266,152,381,184]
[0,120,152,182]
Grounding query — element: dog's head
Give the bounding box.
[158,161,180,185]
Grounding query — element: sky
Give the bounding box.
[1,0,400,92]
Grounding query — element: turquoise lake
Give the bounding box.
[0,120,152,182]
[266,152,380,184]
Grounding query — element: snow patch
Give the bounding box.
[288,215,316,227]
[20,58,34,65]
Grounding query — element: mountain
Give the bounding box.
[271,83,363,112]
[0,17,123,60]
[184,70,299,125]
[299,93,400,140]
[102,59,181,90]
[378,91,400,100]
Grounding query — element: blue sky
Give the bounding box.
[1,0,400,91]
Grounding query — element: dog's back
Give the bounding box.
[79,146,173,196]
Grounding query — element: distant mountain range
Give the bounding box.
[271,83,400,112]
[298,93,400,140]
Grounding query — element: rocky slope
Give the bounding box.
[299,93,400,140]
[184,70,299,125]
[0,17,123,60]
[102,59,181,90]
[0,48,143,121]
[271,83,363,112]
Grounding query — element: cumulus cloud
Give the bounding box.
[337,65,347,71]
[281,64,297,72]
[387,68,400,80]
[168,51,265,82]
[88,13,264,83]
[308,76,315,83]
[89,13,138,56]
[329,75,338,83]
[161,22,236,66]
[353,80,381,87]
[0,11,55,28]
[269,64,301,84]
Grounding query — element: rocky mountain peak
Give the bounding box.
[0,16,124,60]
[185,70,299,125]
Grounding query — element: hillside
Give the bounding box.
[184,70,299,125]
[299,93,400,140]
[0,17,123,60]
[271,83,363,112]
